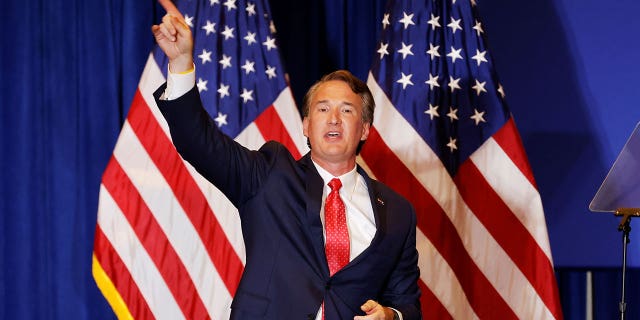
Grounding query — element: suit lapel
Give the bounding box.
[299,154,330,276]
[359,165,388,244]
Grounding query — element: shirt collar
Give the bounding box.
[312,161,358,194]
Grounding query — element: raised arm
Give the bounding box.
[151,0,194,73]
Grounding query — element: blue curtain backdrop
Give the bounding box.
[2,0,640,319]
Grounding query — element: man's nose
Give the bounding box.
[328,108,341,124]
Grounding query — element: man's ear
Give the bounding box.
[302,117,309,137]
[360,122,370,141]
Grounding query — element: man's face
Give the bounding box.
[303,80,370,167]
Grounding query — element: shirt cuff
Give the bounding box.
[389,307,402,320]
[163,63,196,100]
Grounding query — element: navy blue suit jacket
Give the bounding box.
[155,85,421,320]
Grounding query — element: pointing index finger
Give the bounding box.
[158,0,183,19]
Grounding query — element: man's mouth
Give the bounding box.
[326,131,341,137]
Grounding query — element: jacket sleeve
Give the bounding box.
[381,204,422,320]
[153,83,271,206]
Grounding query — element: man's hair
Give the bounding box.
[302,70,375,125]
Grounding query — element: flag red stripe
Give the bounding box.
[493,119,537,188]
[102,156,210,319]
[418,277,453,320]
[127,89,244,296]
[361,128,518,319]
[94,227,155,320]
[254,105,302,160]
[454,159,561,318]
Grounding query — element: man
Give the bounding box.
[152,1,421,319]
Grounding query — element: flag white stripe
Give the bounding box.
[139,55,170,138]
[236,122,268,151]
[470,138,553,260]
[98,185,185,320]
[272,87,309,154]
[416,229,478,320]
[367,74,553,319]
[113,121,232,319]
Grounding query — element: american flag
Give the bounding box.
[92,0,307,318]
[358,0,563,318]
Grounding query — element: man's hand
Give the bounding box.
[151,0,194,73]
[354,300,396,320]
